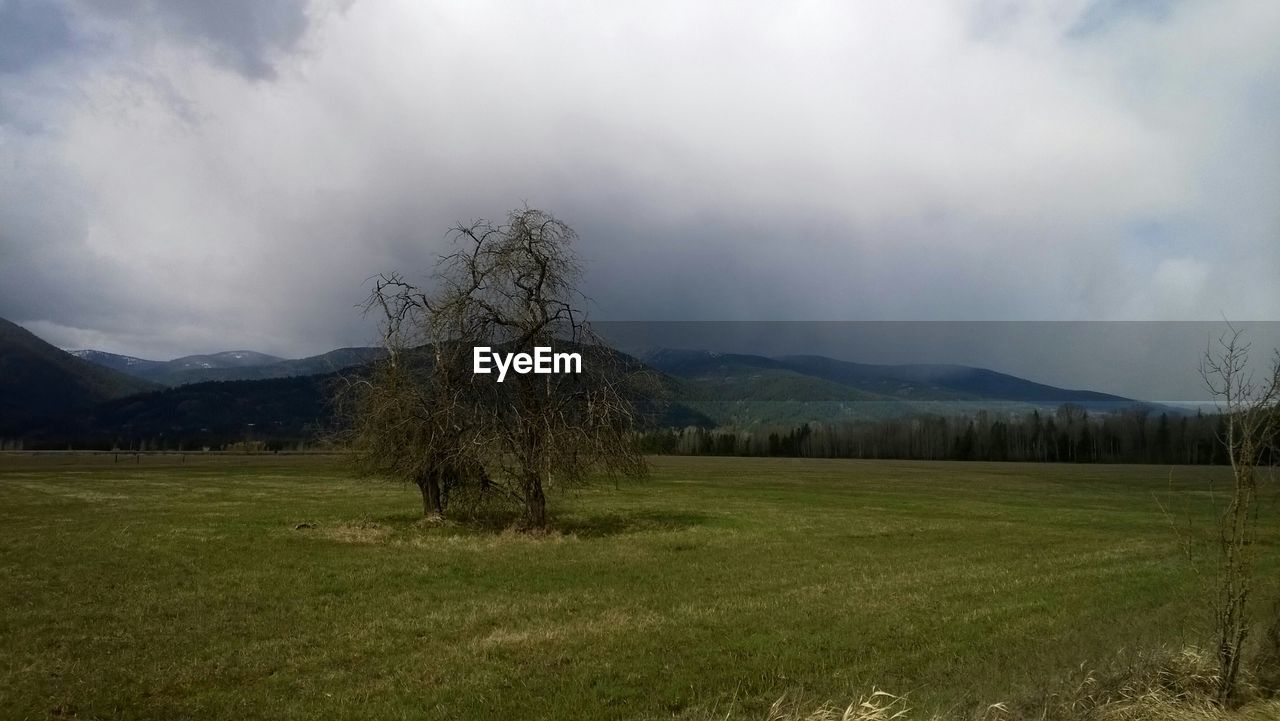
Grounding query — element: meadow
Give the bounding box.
[0,454,1274,720]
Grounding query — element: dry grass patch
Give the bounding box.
[469,608,662,652]
[753,691,915,721]
[16,482,127,501]
[309,519,394,544]
[718,648,1280,721]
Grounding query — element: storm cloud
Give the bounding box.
[1,0,1278,362]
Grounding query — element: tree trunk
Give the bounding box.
[419,474,443,518]
[1216,460,1258,704]
[522,474,547,530]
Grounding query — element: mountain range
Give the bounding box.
[641,348,1140,427]
[68,347,386,386]
[0,317,1152,448]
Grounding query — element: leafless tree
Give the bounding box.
[340,274,490,518]
[1199,323,1280,702]
[346,207,647,528]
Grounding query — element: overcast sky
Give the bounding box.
[1,0,1278,363]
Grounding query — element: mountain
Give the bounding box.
[167,350,284,370]
[70,347,387,386]
[645,349,893,400]
[775,355,1134,406]
[0,318,160,435]
[27,374,344,450]
[68,349,166,376]
[148,347,385,385]
[641,349,892,426]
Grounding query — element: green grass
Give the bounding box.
[0,454,1274,720]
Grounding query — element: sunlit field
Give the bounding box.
[1,454,1273,720]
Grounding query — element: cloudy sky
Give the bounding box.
[1,0,1278,361]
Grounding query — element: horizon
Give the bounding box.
[23,317,1280,403]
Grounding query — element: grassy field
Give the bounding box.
[0,454,1275,720]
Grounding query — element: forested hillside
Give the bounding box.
[0,318,159,435]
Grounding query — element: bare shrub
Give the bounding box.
[1199,324,1280,702]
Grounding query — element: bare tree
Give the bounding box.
[347,207,647,528]
[341,274,490,518]
[1199,323,1280,702]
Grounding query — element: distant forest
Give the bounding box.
[639,405,1256,465]
[6,398,1269,467]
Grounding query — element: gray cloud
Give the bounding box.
[0,0,1278,373]
[82,0,312,79]
[0,0,74,74]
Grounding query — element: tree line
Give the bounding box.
[639,405,1264,465]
